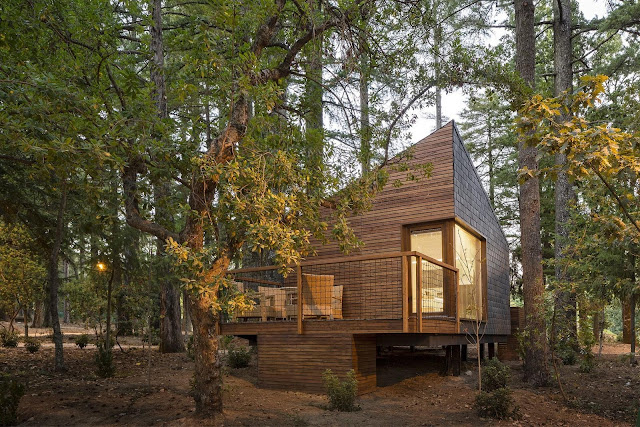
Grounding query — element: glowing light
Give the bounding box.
[96,262,107,272]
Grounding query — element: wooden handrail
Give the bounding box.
[227,250,458,274]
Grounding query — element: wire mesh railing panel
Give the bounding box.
[419,259,457,318]
[301,257,403,320]
[222,252,457,325]
[225,269,295,323]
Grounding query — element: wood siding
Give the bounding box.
[257,334,377,394]
[312,123,455,258]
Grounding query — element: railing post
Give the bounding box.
[296,265,303,334]
[402,255,408,333]
[455,270,460,333]
[416,256,423,333]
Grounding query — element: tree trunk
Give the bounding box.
[359,3,371,174]
[487,118,495,207]
[515,0,549,386]
[31,301,44,328]
[160,273,184,352]
[623,299,632,344]
[48,184,67,371]
[553,0,577,354]
[189,258,229,415]
[434,23,442,129]
[151,0,184,353]
[63,260,70,323]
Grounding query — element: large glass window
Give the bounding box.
[410,229,443,314]
[455,224,483,320]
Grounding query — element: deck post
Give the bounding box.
[416,255,422,333]
[444,345,461,376]
[461,344,468,361]
[296,265,303,335]
[488,342,495,359]
[479,343,485,360]
[402,255,409,333]
[455,270,460,333]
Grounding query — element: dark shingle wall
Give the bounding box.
[452,124,511,336]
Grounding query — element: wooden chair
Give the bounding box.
[301,273,334,319]
[258,286,287,319]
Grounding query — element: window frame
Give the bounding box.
[402,218,487,322]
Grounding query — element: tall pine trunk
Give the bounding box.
[48,183,67,371]
[515,0,549,385]
[553,0,577,352]
[150,0,184,353]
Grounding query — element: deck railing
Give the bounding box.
[224,251,459,333]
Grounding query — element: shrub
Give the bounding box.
[0,331,19,348]
[322,369,358,412]
[0,374,25,426]
[474,388,519,420]
[23,338,40,354]
[226,346,251,369]
[481,359,510,392]
[74,334,90,349]
[579,351,595,373]
[95,341,115,378]
[186,335,195,360]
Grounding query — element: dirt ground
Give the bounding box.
[1,323,639,426]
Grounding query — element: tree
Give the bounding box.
[514,0,549,385]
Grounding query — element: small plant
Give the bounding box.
[23,338,40,353]
[322,369,358,412]
[220,335,233,350]
[578,351,595,373]
[481,359,510,392]
[0,374,25,426]
[226,345,252,369]
[474,388,519,420]
[95,341,115,378]
[186,335,195,360]
[75,334,90,349]
[0,330,19,348]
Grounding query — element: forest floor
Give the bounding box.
[1,322,639,426]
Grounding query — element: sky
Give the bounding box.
[408,0,609,143]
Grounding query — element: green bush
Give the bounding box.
[74,334,90,349]
[226,346,251,369]
[23,338,40,354]
[0,331,19,348]
[481,359,510,392]
[0,374,25,426]
[95,341,115,378]
[474,388,519,420]
[322,369,358,412]
[579,351,595,373]
[186,335,195,360]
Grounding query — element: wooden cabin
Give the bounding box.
[221,121,511,394]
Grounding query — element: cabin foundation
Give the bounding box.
[257,334,376,394]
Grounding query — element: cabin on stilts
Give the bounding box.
[220,121,511,394]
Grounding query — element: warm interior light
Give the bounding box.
[96,262,107,272]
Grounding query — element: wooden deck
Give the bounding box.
[223,251,462,336]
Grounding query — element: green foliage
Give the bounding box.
[474,388,519,420]
[481,359,510,392]
[0,331,19,348]
[186,335,195,360]
[579,351,595,373]
[0,374,25,426]
[95,341,115,378]
[322,369,358,412]
[23,338,40,354]
[74,334,90,349]
[226,346,252,369]
[0,222,46,318]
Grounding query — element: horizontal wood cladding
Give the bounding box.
[312,123,455,259]
[220,317,458,336]
[257,334,377,394]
